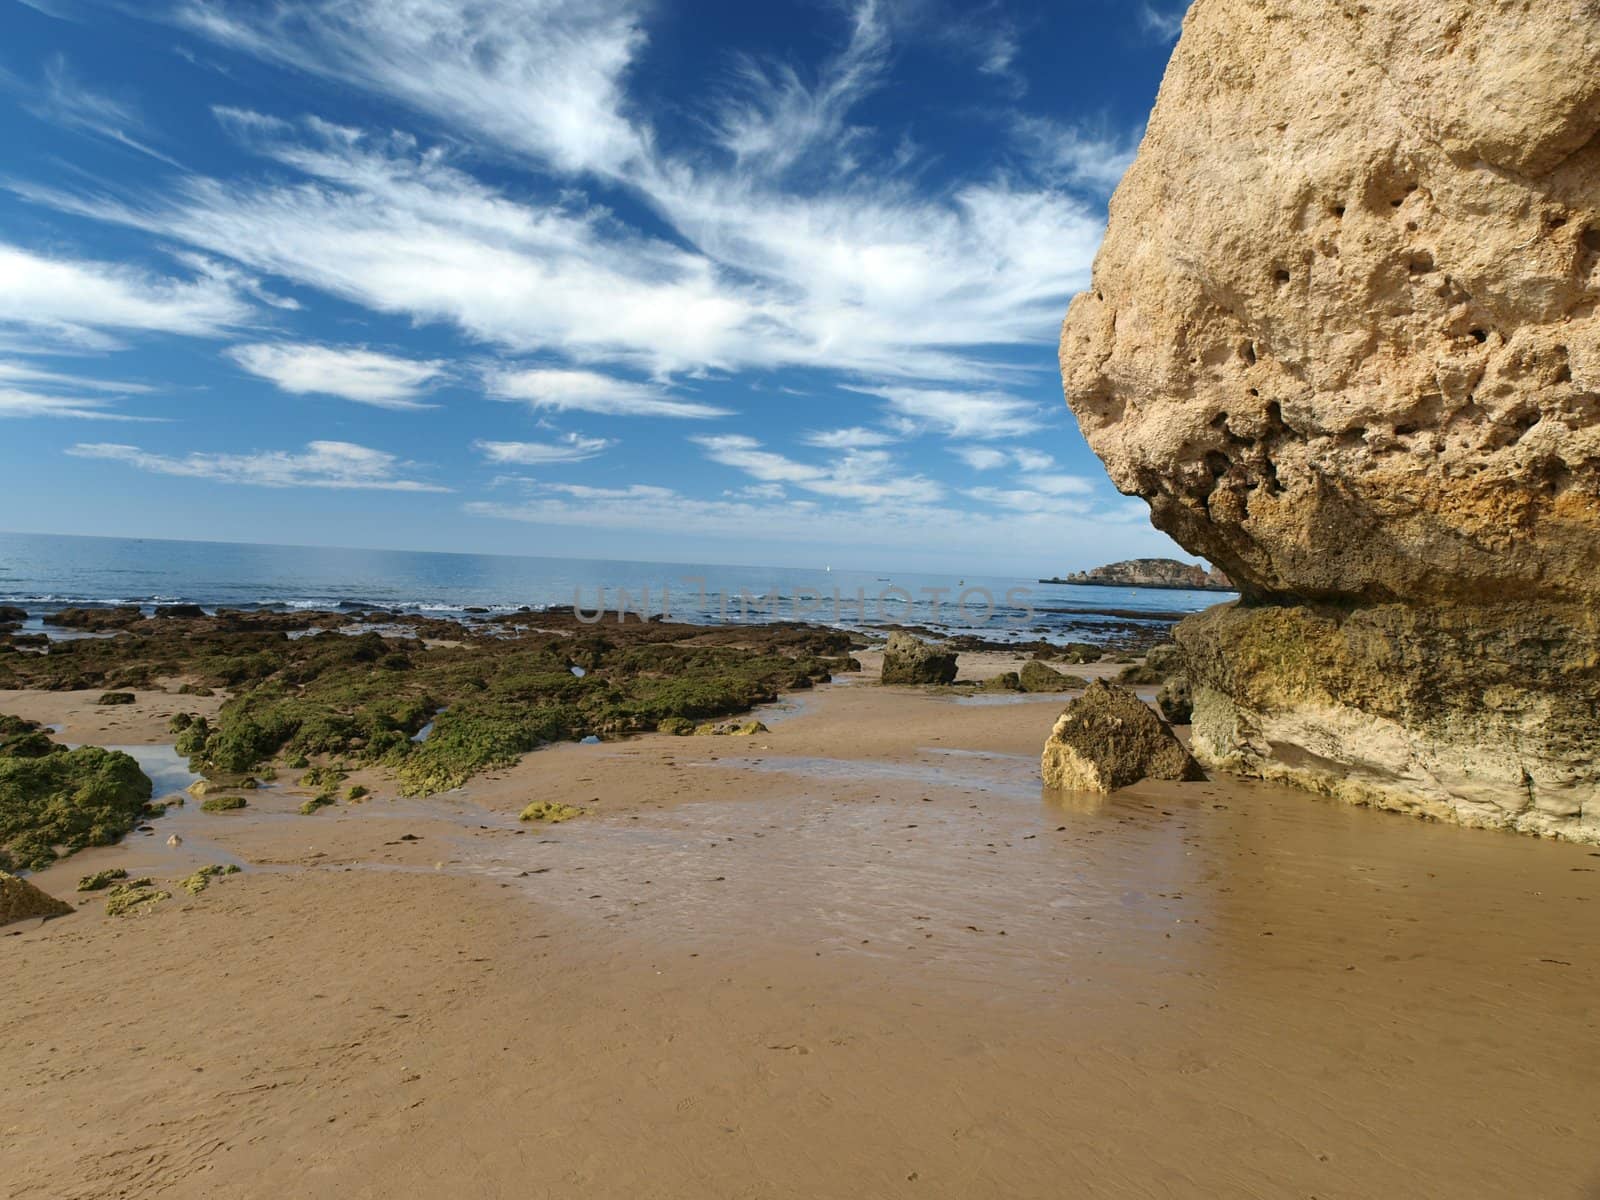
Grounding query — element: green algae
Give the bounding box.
[96,692,136,705]
[346,784,370,801]
[178,863,241,895]
[519,800,583,823]
[77,867,128,892]
[299,794,336,815]
[200,795,247,812]
[0,611,855,799]
[0,725,153,872]
[105,880,170,917]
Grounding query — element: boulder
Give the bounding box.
[0,871,73,926]
[880,632,957,686]
[980,671,1022,692]
[1156,675,1193,725]
[1057,0,1600,840]
[1040,681,1203,792]
[1018,660,1088,693]
[1144,644,1183,677]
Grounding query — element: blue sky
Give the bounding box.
[1,0,1193,574]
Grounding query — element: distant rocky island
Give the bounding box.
[1040,558,1234,592]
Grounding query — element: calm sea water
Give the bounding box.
[0,531,1232,644]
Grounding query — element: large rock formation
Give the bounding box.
[1059,0,1600,840]
[1054,559,1233,591]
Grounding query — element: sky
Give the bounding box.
[0,0,1194,574]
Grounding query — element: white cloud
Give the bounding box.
[1138,3,1188,41]
[693,432,942,504]
[465,481,1169,565]
[1011,117,1140,193]
[803,426,898,450]
[227,342,445,410]
[862,386,1045,440]
[0,242,251,350]
[1011,447,1056,471]
[964,486,1091,514]
[14,56,184,168]
[952,446,1008,471]
[176,0,647,176]
[0,360,156,420]
[473,434,613,465]
[45,2,1107,385]
[951,444,1063,472]
[489,367,730,419]
[67,439,449,491]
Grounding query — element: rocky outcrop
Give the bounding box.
[1018,660,1087,693]
[1051,559,1233,591]
[1156,676,1193,725]
[1058,0,1600,840]
[0,871,73,926]
[880,632,957,686]
[1040,682,1203,792]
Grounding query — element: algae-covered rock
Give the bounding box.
[77,867,127,892]
[1041,681,1203,793]
[1144,644,1183,677]
[980,672,1021,693]
[0,870,73,925]
[0,740,153,871]
[104,879,170,917]
[656,716,696,736]
[1057,642,1105,665]
[346,784,369,801]
[1117,663,1163,686]
[299,794,335,815]
[97,692,136,706]
[519,800,582,823]
[1156,675,1193,725]
[200,795,247,812]
[179,863,240,895]
[880,632,957,686]
[693,720,769,736]
[1019,661,1088,693]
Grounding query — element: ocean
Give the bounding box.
[0,531,1232,645]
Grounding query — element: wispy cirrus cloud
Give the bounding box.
[1137,3,1188,42]
[0,241,252,351]
[473,433,613,465]
[68,439,450,491]
[488,367,730,419]
[862,385,1045,440]
[30,1,1106,391]
[693,432,942,504]
[10,55,184,167]
[802,426,898,451]
[227,342,446,410]
[952,444,1060,471]
[0,360,155,420]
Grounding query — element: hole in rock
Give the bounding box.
[1470,329,1488,344]
[1584,228,1600,253]
[1395,423,1418,436]
[1273,269,1291,284]
[1241,342,1257,365]
[1549,216,1568,229]
[1408,252,1434,274]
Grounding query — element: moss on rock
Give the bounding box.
[519,800,582,823]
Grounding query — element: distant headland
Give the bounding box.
[1040,558,1235,592]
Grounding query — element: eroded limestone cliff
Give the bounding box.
[1058,0,1600,840]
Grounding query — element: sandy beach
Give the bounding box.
[6,655,1599,1199]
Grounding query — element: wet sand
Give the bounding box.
[5,662,1599,1199]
